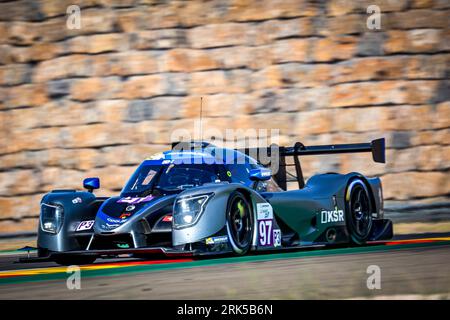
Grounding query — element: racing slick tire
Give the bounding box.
[225,191,254,255]
[345,179,373,245]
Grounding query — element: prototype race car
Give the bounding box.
[34,139,393,265]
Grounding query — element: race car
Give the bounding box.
[33,139,393,265]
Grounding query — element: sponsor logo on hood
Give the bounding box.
[119,212,132,220]
[107,217,122,224]
[97,195,164,230]
[117,196,154,204]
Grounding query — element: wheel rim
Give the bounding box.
[228,197,251,248]
[349,185,372,238]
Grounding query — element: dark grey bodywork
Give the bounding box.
[37,173,390,258]
[36,140,393,261]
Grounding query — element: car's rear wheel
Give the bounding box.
[226,191,253,255]
[345,179,373,245]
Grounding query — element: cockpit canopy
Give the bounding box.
[120,147,272,197]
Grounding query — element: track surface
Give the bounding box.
[0,235,449,299]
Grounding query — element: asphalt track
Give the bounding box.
[0,235,449,299]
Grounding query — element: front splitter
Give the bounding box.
[19,246,195,263]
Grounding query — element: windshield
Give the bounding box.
[121,163,226,196]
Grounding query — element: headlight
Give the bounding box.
[40,203,64,234]
[173,193,212,228]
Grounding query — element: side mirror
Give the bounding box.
[249,168,272,181]
[83,177,100,193]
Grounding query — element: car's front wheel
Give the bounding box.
[225,191,254,255]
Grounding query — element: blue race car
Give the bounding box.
[34,139,392,265]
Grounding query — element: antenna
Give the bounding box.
[199,96,203,142]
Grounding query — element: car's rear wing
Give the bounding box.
[240,138,385,190]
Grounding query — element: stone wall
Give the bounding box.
[0,0,449,233]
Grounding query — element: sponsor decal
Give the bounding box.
[260,171,271,177]
[97,208,136,230]
[205,235,228,245]
[76,220,94,231]
[106,223,120,228]
[117,195,154,204]
[273,229,281,247]
[97,211,129,229]
[72,197,82,204]
[256,203,273,220]
[125,205,136,212]
[119,212,132,220]
[257,203,275,247]
[107,217,122,224]
[321,208,344,223]
[162,215,173,222]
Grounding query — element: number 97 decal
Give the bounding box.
[258,220,273,246]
